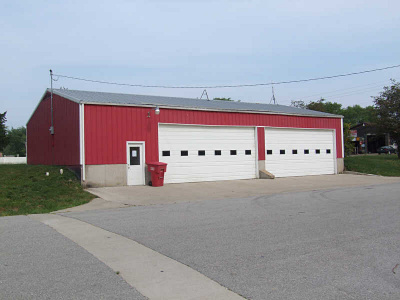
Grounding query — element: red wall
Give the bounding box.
[84,105,343,165]
[27,93,80,166]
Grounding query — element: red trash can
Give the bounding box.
[147,162,168,187]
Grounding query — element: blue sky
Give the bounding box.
[1,0,399,128]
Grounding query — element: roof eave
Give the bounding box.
[77,100,343,119]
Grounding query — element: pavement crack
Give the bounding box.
[392,263,399,274]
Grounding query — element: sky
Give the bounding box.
[1,0,399,128]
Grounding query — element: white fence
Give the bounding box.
[0,157,27,164]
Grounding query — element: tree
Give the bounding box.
[291,98,375,127]
[290,100,306,109]
[343,123,354,157]
[373,79,400,158]
[306,98,343,115]
[341,105,376,126]
[0,112,7,152]
[3,127,26,157]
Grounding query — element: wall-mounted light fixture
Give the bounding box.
[147,106,160,118]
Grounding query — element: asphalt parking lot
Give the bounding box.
[62,182,400,300]
[0,216,145,300]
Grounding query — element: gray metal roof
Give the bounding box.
[50,89,341,118]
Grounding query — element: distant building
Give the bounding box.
[350,123,390,154]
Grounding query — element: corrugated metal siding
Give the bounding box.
[84,105,159,165]
[84,105,343,165]
[27,94,80,165]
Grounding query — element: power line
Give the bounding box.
[53,64,400,89]
[295,80,390,101]
[286,86,385,107]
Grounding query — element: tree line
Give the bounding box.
[0,112,26,157]
[291,80,400,158]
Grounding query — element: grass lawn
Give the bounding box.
[344,154,400,177]
[0,165,95,217]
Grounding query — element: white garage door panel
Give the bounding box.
[159,125,256,183]
[265,128,335,177]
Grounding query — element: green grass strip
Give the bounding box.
[0,165,95,216]
[344,155,400,177]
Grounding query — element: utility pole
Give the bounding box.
[49,70,54,135]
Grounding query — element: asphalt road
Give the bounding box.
[0,216,146,300]
[64,183,400,300]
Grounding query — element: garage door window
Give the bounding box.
[181,150,188,156]
[162,151,170,156]
[215,150,222,156]
[304,149,309,154]
[230,150,237,155]
[267,150,272,155]
[198,150,205,156]
[316,149,320,154]
[292,149,298,154]
[280,150,285,155]
[245,150,252,155]
[327,149,331,154]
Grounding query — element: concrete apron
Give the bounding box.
[83,174,400,208]
[30,214,245,300]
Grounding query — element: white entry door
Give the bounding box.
[159,124,257,184]
[127,142,145,185]
[265,128,336,177]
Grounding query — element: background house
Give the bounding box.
[350,123,391,154]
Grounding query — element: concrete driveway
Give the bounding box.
[72,173,400,209]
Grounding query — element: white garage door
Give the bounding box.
[265,128,335,177]
[159,124,257,183]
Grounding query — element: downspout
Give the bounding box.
[341,118,344,158]
[79,102,86,182]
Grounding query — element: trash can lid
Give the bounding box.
[147,161,167,166]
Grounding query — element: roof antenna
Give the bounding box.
[200,89,209,100]
[269,85,277,104]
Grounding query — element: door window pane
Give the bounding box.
[129,147,140,165]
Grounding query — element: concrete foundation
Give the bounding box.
[258,160,266,172]
[84,159,345,187]
[259,170,275,179]
[337,158,344,173]
[84,164,127,187]
[258,160,275,179]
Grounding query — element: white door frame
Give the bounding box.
[126,141,146,185]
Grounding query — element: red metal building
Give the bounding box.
[27,89,344,187]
